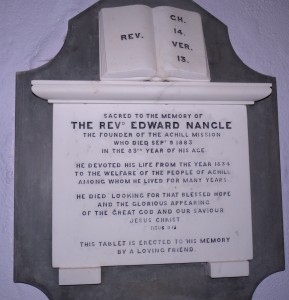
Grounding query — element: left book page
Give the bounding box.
[99,5,157,81]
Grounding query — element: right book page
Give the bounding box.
[153,6,210,81]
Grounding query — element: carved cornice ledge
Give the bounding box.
[32,80,272,105]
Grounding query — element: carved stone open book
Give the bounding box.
[99,5,210,81]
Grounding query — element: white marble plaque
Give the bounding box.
[52,104,252,271]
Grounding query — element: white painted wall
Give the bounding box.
[0,0,288,299]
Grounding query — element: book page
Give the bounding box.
[99,5,157,80]
[153,7,210,81]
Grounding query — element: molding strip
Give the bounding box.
[32,80,272,105]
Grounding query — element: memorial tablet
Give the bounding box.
[52,103,252,282]
[15,0,284,297]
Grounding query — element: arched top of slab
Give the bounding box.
[19,0,274,84]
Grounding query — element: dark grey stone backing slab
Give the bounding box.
[14,0,284,299]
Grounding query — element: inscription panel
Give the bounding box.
[53,104,252,268]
